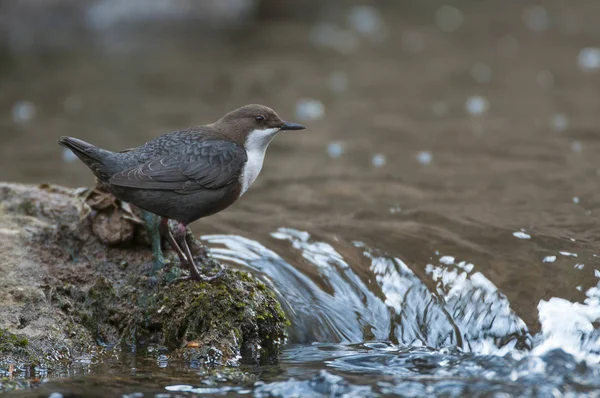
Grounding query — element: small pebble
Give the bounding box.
[372,154,386,167]
[543,256,556,263]
[48,393,64,398]
[465,95,489,115]
[513,231,531,239]
[12,100,37,123]
[574,264,585,270]
[295,99,325,121]
[435,5,464,32]
[416,151,433,165]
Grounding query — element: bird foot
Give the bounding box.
[169,268,226,284]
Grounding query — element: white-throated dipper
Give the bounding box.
[58,104,305,281]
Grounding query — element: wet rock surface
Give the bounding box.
[0,182,288,387]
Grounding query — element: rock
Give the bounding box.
[0,182,288,383]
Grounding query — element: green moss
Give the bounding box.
[15,198,36,216]
[0,330,29,350]
[58,267,289,365]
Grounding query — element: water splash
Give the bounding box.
[203,229,529,354]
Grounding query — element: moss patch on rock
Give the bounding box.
[55,269,288,365]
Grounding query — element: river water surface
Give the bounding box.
[1,1,600,396]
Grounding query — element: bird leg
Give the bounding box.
[173,222,225,283]
[142,211,166,271]
[159,217,189,267]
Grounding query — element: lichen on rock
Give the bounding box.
[0,182,289,383]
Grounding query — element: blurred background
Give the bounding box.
[2,0,600,368]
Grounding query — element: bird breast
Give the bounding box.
[239,127,280,195]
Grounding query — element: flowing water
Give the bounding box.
[1,1,600,396]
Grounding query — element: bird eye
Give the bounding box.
[255,115,265,123]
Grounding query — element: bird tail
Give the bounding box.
[58,136,116,182]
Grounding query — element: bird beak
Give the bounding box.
[279,121,306,131]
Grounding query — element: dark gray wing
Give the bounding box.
[109,140,247,193]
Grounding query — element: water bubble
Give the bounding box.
[513,231,531,240]
[560,251,578,257]
[389,206,402,214]
[571,141,583,153]
[435,5,464,32]
[550,114,569,132]
[465,95,489,115]
[497,35,519,57]
[577,48,600,71]
[543,256,556,263]
[523,6,550,32]
[157,354,169,368]
[471,63,492,84]
[347,6,386,41]
[327,142,344,159]
[62,148,77,163]
[372,154,386,167]
[328,71,348,94]
[431,101,448,117]
[416,151,433,165]
[165,385,193,392]
[12,100,37,124]
[402,30,425,53]
[295,99,325,121]
[572,197,580,204]
[536,70,554,89]
[439,256,455,265]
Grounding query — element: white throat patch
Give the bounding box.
[239,127,280,196]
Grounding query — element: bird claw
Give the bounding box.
[169,268,226,284]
